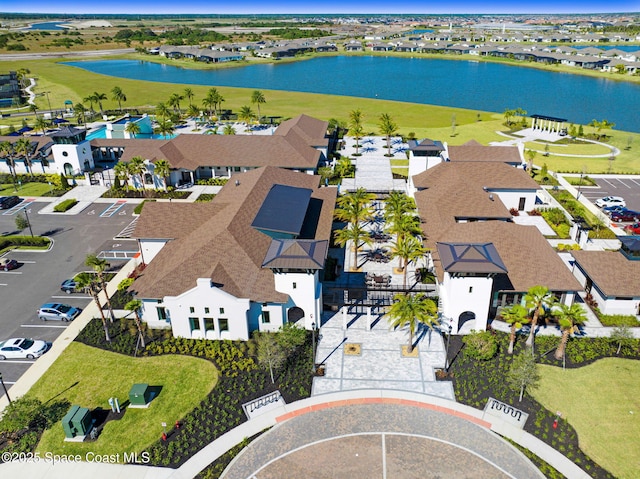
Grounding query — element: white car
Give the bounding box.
[595,196,625,208]
[0,338,50,360]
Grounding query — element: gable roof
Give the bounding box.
[571,250,640,297]
[447,141,523,164]
[437,242,508,273]
[131,166,336,302]
[262,239,329,269]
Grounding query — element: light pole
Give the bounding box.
[311,321,316,374]
[43,91,52,114]
[23,207,34,237]
[444,324,452,372]
[0,372,11,404]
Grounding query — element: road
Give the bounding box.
[0,199,138,387]
[0,48,135,61]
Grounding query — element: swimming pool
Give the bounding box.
[86,126,175,140]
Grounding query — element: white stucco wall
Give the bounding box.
[274,271,321,330]
[51,140,94,174]
[441,274,494,333]
[494,190,537,212]
[163,278,251,340]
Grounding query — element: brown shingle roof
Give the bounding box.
[131,166,336,302]
[447,142,523,164]
[571,251,640,297]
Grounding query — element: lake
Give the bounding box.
[64,56,640,132]
[26,21,67,31]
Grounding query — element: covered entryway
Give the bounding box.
[287,307,305,323]
[458,311,476,333]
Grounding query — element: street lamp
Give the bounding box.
[444,323,452,372]
[311,321,316,374]
[0,372,11,404]
[42,91,52,114]
[23,207,34,238]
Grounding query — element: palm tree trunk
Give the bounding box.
[554,330,570,360]
[526,310,539,348]
[508,325,516,354]
[134,312,145,348]
[353,241,358,271]
[92,293,111,342]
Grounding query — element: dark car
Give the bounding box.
[0,258,18,271]
[603,205,628,216]
[610,210,640,223]
[0,196,22,209]
[60,279,78,294]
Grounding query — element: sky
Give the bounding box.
[2,1,639,15]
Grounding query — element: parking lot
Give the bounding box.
[0,200,138,388]
[579,176,640,219]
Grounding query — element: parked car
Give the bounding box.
[595,196,625,208]
[0,258,18,271]
[603,205,628,216]
[0,196,22,209]
[0,338,50,360]
[610,210,640,223]
[60,279,79,294]
[37,303,82,322]
[624,223,640,234]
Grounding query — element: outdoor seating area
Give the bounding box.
[366,273,391,287]
[366,248,390,263]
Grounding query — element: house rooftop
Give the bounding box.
[447,140,523,164]
[251,185,312,236]
[437,242,508,274]
[571,250,640,297]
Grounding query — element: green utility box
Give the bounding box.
[129,383,152,406]
[62,405,92,438]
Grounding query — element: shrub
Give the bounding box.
[53,199,77,212]
[194,194,215,203]
[59,173,69,189]
[0,235,50,250]
[195,177,229,186]
[509,207,519,216]
[462,330,498,360]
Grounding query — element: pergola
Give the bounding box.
[530,114,568,134]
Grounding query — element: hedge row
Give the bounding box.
[0,236,50,250]
[53,199,78,212]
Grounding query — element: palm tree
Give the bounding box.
[187,104,201,119]
[16,68,30,89]
[223,123,236,135]
[553,304,587,360]
[251,90,266,121]
[127,156,146,189]
[83,93,97,113]
[384,191,420,242]
[94,92,108,116]
[153,159,170,191]
[389,235,426,289]
[155,102,171,121]
[167,93,183,116]
[76,272,110,342]
[34,116,48,135]
[125,299,146,349]
[334,222,372,271]
[113,161,130,188]
[204,87,223,117]
[348,109,364,155]
[524,286,557,349]
[111,86,127,111]
[202,93,216,118]
[334,188,376,225]
[124,120,141,138]
[14,137,34,176]
[29,103,38,117]
[500,304,531,354]
[238,105,255,123]
[387,293,439,353]
[0,140,18,181]
[183,87,194,107]
[378,113,398,157]
[85,254,115,323]
[154,119,175,139]
[74,103,87,129]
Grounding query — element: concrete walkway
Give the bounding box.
[340,136,407,192]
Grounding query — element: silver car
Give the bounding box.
[38,303,82,322]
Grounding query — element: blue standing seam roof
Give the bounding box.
[251,184,312,236]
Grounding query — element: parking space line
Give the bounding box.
[4,381,16,385]
[0,271,21,274]
[2,198,35,216]
[100,200,127,218]
[21,324,69,329]
[51,295,92,300]
[0,360,36,364]
[629,179,640,187]
[600,179,617,188]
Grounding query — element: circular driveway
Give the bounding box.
[221,402,543,479]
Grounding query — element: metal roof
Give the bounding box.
[436,242,508,274]
[251,184,312,236]
[262,239,328,269]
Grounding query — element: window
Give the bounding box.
[293,282,297,289]
[262,311,271,324]
[189,317,199,332]
[469,286,473,293]
[189,307,195,313]
[219,307,225,314]
[218,318,229,332]
[204,318,215,331]
[156,307,169,321]
[62,151,68,157]
[234,167,241,172]
[204,307,210,314]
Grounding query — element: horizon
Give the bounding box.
[1,1,639,16]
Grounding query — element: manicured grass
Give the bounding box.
[30,342,218,459]
[532,359,640,479]
[0,182,54,197]
[2,55,640,173]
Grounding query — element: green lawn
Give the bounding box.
[0,182,53,197]
[2,55,640,173]
[532,358,640,479]
[30,342,218,459]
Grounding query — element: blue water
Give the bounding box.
[64,56,640,132]
[26,21,67,31]
[86,126,173,140]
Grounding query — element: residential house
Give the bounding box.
[130,166,336,340]
[571,240,640,316]
[412,161,580,333]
